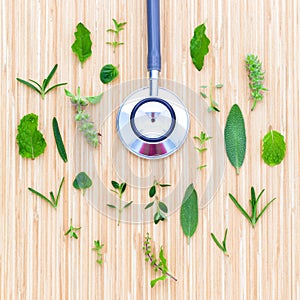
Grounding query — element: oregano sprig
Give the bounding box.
[229,187,276,228]
[245,54,268,111]
[143,233,177,288]
[145,181,171,224]
[64,219,81,239]
[106,19,127,52]
[200,82,223,112]
[193,131,212,169]
[16,64,67,99]
[92,240,104,265]
[107,180,133,226]
[211,228,229,256]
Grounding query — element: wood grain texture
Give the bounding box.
[1,0,299,299]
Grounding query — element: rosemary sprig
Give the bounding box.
[145,181,171,224]
[106,19,127,52]
[107,180,133,226]
[28,177,64,208]
[229,187,276,228]
[200,82,223,112]
[143,233,177,287]
[193,131,212,170]
[92,240,104,265]
[64,219,81,239]
[211,228,229,256]
[16,64,67,99]
[245,54,268,111]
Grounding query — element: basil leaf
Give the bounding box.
[71,23,92,66]
[180,184,198,243]
[262,129,286,166]
[224,104,246,175]
[100,64,119,84]
[190,23,210,71]
[73,172,93,192]
[16,113,47,159]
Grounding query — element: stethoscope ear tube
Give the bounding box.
[147,0,161,71]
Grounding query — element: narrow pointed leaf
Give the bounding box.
[43,64,58,89]
[145,201,154,209]
[229,193,251,223]
[45,82,68,95]
[158,202,168,213]
[123,201,133,209]
[256,198,276,221]
[16,78,42,95]
[210,233,224,251]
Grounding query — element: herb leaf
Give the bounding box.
[145,201,154,209]
[180,184,198,243]
[92,240,104,265]
[16,113,47,159]
[73,172,93,193]
[106,19,127,52]
[64,219,81,239]
[262,129,286,166]
[190,23,210,71]
[224,104,246,175]
[100,64,119,84]
[52,117,68,162]
[211,228,229,256]
[149,185,156,197]
[71,23,92,66]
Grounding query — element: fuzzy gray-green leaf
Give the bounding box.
[224,104,246,175]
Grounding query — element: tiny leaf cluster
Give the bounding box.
[200,82,223,112]
[92,240,104,265]
[64,219,81,239]
[193,131,212,170]
[106,19,127,52]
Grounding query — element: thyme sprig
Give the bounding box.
[193,131,212,170]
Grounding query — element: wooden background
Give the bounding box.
[1,0,299,299]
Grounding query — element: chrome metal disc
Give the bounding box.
[117,86,189,159]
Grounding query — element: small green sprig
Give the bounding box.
[200,82,223,112]
[143,233,177,287]
[106,19,127,52]
[65,87,103,147]
[145,181,171,224]
[193,131,212,170]
[229,187,276,228]
[92,240,104,265]
[64,219,81,239]
[107,180,133,226]
[245,54,268,111]
[211,228,229,256]
[16,64,67,99]
[28,177,64,208]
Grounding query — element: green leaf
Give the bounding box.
[107,204,117,209]
[224,104,246,175]
[190,23,210,71]
[180,184,198,242]
[215,84,223,88]
[158,202,168,213]
[120,182,127,194]
[256,197,276,221]
[16,113,47,159]
[100,64,119,84]
[85,93,103,104]
[52,117,68,162]
[71,22,92,65]
[16,78,42,95]
[200,85,208,88]
[210,233,224,251]
[123,201,133,209]
[158,247,168,272]
[111,181,119,189]
[154,212,166,224]
[45,82,67,95]
[159,184,171,187]
[28,188,53,207]
[43,64,58,90]
[73,172,92,192]
[145,201,154,209]
[228,193,252,223]
[262,129,286,166]
[150,275,167,288]
[200,92,208,98]
[149,185,156,198]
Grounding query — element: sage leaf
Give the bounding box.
[190,23,210,71]
[224,104,246,175]
[262,129,286,166]
[73,172,92,193]
[180,184,198,243]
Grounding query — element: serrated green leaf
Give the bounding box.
[100,64,119,84]
[145,201,154,209]
[190,23,210,71]
[262,129,286,166]
[224,104,246,175]
[158,202,168,213]
[71,23,92,65]
[149,185,156,198]
[180,184,198,242]
[16,113,47,159]
[73,172,92,191]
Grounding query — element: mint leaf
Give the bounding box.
[262,129,286,166]
[71,23,92,66]
[100,64,119,84]
[224,104,246,175]
[190,23,210,71]
[16,113,47,159]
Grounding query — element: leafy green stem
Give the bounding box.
[211,228,229,256]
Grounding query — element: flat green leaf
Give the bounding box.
[107,204,117,209]
[43,64,58,90]
[52,117,68,162]
[224,104,246,175]
[85,93,103,104]
[73,172,92,191]
[149,185,156,198]
[71,23,92,65]
[228,193,251,223]
[45,82,67,95]
[100,64,119,84]
[123,201,133,209]
[180,184,198,242]
[190,23,210,71]
[158,202,168,213]
[215,84,223,88]
[262,129,286,166]
[120,182,127,194]
[200,92,208,98]
[16,78,42,95]
[145,201,154,209]
[150,275,167,288]
[158,247,168,272]
[16,113,47,159]
[159,184,171,187]
[111,181,119,189]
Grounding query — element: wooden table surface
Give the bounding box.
[1,0,299,299]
